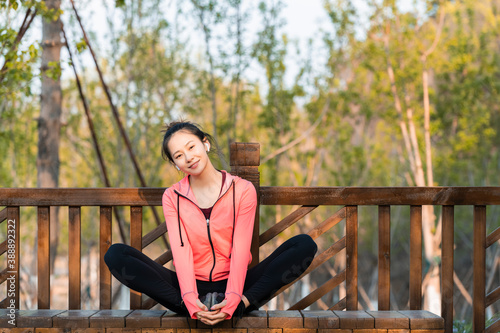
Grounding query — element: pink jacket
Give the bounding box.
[162,170,257,319]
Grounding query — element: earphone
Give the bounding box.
[175,165,180,171]
[205,143,210,152]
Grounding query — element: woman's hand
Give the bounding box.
[194,299,228,326]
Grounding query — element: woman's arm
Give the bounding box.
[162,190,200,319]
[222,181,257,319]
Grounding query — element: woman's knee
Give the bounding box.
[291,234,318,256]
[104,243,128,268]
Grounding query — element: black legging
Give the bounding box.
[104,234,317,315]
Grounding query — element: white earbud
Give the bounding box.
[205,143,210,152]
[175,165,180,171]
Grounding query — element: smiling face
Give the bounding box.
[167,130,210,175]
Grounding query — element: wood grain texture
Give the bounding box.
[398,310,444,329]
[260,206,317,246]
[409,206,422,310]
[161,311,197,328]
[125,310,166,328]
[473,205,486,333]
[232,310,267,328]
[367,311,409,329]
[307,207,346,240]
[130,206,142,310]
[89,309,132,328]
[99,207,112,310]
[486,226,500,248]
[6,207,20,311]
[16,310,65,328]
[53,310,100,328]
[378,206,390,311]
[300,310,339,329]
[69,206,81,310]
[37,207,50,309]
[346,206,358,310]
[268,311,303,328]
[440,206,454,333]
[333,310,374,329]
[2,186,500,206]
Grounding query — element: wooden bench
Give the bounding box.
[1,142,499,333]
[0,309,444,332]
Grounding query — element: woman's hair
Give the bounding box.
[161,121,215,164]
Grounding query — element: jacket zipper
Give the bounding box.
[206,218,216,281]
[174,180,235,282]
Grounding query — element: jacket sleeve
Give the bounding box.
[222,181,257,319]
[162,189,200,319]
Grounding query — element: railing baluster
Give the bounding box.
[69,206,81,309]
[441,205,454,333]
[346,205,358,310]
[6,207,20,310]
[38,206,50,309]
[473,205,486,333]
[378,205,390,310]
[130,206,143,309]
[410,205,422,310]
[100,206,112,309]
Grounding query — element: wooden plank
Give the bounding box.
[130,206,143,310]
[99,206,112,309]
[16,309,66,328]
[89,309,132,328]
[473,205,486,333]
[69,206,81,310]
[333,310,374,329]
[0,239,6,256]
[378,205,390,311]
[6,207,20,311]
[440,205,454,333]
[260,187,500,205]
[485,317,500,333]
[230,143,260,166]
[0,207,7,223]
[213,329,247,333]
[142,223,167,248]
[2,187,500,206]
[53,310,99,328]
[329,297,346,311]
[282,329,316,333]
[0,308,18,327]
[409,205,422,310]
[300,310,339,329]
[38,206,50,309]
[34,328,68,333]
[160,311,196,328]
[289,270,345,310]
[260,206,318,246]
[232,310,267,328]
[125,310,166,328]
[367,311,409,329]
[486,226,500,248]
[398,310,444,329]
[268,311,303,328]
[346,206,358,310]
[486,286,500,307]
[308,207,346,240]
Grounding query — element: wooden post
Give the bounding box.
[68,206,81,309]
[38,206,50,309]
[441,205,454,333]
[473,205,486,333]
[409,205,422,310]
[6,207,20,310]
[230,142,260,267]
[346,205,358,310]
[130,206,143,309]
[100,206,112,309]
[378,205,391,310]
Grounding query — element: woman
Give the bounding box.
[104,121,317,325]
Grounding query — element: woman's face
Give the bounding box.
[167,130,210,176]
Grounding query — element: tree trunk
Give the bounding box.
[38,0,62,274]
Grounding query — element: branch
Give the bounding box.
[262,98,330,164]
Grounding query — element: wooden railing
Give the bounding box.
[0,142,499,333]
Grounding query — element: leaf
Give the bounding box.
[115,0,125,8]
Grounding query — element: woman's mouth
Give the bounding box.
[189,161,199,169]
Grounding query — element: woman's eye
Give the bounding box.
[189,146,195,150]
